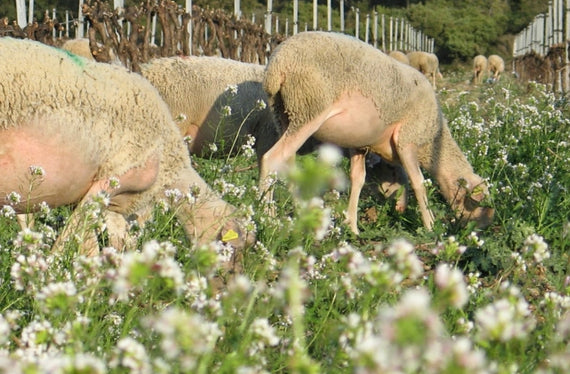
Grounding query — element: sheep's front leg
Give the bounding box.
[259,114,328,214]
[346,149,366,235]
[397,143,435,230]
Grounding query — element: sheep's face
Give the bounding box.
[451,177,494,228]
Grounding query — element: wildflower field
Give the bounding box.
[0,70,569,374]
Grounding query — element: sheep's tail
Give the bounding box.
[263,63,286,99]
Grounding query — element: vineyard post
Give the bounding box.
[28,0,34,25]
[340,0,344,32]
[327,0,331,31]
[15,0,26,27]
[52,8,56,38]
[293,0,298,34]
[265,0,272,34]
[313,0,317,30]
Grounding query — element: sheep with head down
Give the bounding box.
[260,31,494,233]
[58,40,410,220]
[472,55,488,84]
[138,56,280,163]
[407,50,442,89]
[487,54,505,82]
[0,37,252,255]
[138,55,409,213]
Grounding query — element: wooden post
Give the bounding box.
[313,0,318,30]
[355,8,360,39]
[186,0,192,55]
[65,10,69,37]
[266,0,273,34]
[15,0,26,27]
[77,0,84,38]
[52,8,56,38]
[340,0,344,32]
[327,0,332,31]
[293,0,298,34]
[28,0,34,25]
[234,0,241,18]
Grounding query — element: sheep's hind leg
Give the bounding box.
[346,150,366,235]
[259,115,328,215]
[396,143,435,230]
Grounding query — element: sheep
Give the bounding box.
[487,54,505,82]
[0,37,252,255]
[138,56,280,162]
[407,50,442,89]
[388,50,410,65]
[139,55,410,219]
[260,31,494,234]
[472,55,488,84]
[60,37,118,64]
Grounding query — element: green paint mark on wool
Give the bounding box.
[61,49,86,68]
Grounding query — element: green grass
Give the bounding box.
[0,70,569,373]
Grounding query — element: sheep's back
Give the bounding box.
[264,31,437,135]
[0,37,188,189]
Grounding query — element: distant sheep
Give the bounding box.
[261,31,494,233]
[487,54,505,81]
[472,55,487,84]
[407,51,442,89]
[388,50,409,65]
[139,56,280,163]
[0,37,251,254]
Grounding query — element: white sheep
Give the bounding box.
[0,37,251,255]
[407,50,442,89]
[388,50,410,65]
[261,31,494,233]
[139,56,280,162]
[487,54,505,82]
[472,55,488,84]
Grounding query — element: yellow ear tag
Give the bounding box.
[222,229,239,242]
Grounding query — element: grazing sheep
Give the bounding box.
[388,50,410,65]
[407,50,442,89]
[261,31,493,233]
[472,55,488,84]
[0,37,251,254]
[487,54,505,81]
[139,56,280,162]
[139,56,411,218]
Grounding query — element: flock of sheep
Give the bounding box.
[0,31,495,258]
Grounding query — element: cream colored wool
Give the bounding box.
[262,31,493,231]
[388,50,410,65]
[472,55,488,84]
[488,54,505,81]
[0,37,249,252]
[140,56,280,161]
